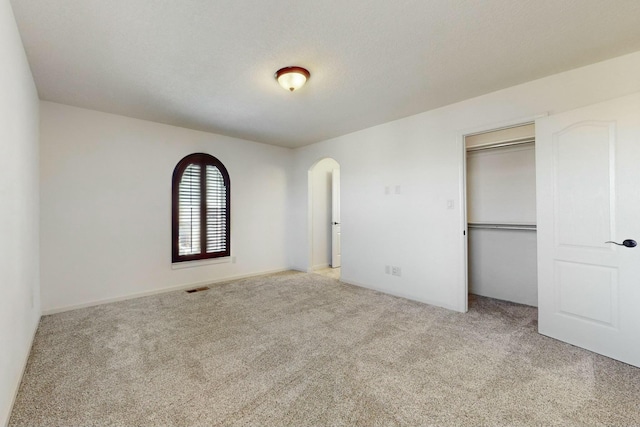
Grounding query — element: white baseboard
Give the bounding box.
[3,314,40,427]
[311,263,330,271]
[339,276,461,313]
[42,268,289,315]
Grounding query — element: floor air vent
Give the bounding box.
[186,286,210,293]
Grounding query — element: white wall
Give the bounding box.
[468,228,538,306]
[289,51,640,312]
[40,102,292,313]
[311,158,339,269]
[466,144,536,224]
[0,1,40,425]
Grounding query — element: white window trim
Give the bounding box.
[171,256,234,270]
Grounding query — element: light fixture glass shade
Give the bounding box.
[275,66,310,92]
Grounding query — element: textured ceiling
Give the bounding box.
[10,0,640,148]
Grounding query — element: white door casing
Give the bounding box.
[536,92,640,367]
[331,168,341,268]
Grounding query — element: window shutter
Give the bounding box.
[178,163,201,255]
[206,165,227,253]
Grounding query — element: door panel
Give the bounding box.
[536,92,640,367]
[556,261,617,327]
[554,122,614,249]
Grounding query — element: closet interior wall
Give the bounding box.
[466,124,538,306]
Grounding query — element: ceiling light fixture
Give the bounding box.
[275,66,310,92]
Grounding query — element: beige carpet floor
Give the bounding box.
[313,267,341,280]
[9,271,640,426]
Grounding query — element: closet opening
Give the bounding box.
[463,123,537,309]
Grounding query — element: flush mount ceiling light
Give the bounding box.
[275,66,310,92]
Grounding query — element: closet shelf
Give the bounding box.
[466,137,535,152]
[468,222,537,231]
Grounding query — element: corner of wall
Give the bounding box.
[0,1,41,424]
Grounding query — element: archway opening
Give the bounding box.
[308,158,341,279]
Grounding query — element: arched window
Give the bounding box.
[172,153,230,262]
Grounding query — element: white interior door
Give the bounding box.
[331,168,341,268]
[536,92,640,367]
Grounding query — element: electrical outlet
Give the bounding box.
[391,266,401,277]
[385,186,390,195]
[385,265,390,274]
[395,185,401,195]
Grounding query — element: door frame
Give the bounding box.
[331,168,341,268]
[457,114,546,312]
[307,157,340,273]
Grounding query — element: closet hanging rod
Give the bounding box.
[466,137,535,153]
[468,223,537,231]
